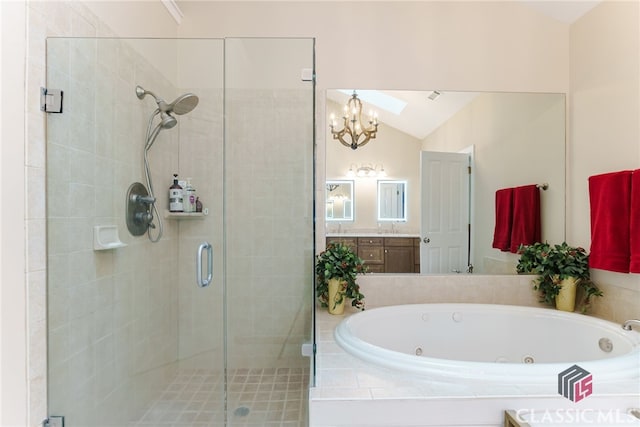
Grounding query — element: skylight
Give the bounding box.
[338,89,407,115]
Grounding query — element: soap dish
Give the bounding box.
[94,225,127,250]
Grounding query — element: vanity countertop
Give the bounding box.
[325,233,419,238]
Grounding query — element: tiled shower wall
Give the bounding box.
[29,3,226,425]
[225,88,314,370]
[26,3,127,425]
[46,35,183,424]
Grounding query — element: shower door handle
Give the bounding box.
[197,242,213,288]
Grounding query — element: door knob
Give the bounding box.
[423,237,430,244]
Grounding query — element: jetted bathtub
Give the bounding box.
[334,303,640,385]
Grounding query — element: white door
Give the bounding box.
[420,151,470,274]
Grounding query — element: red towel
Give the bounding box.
[629,170,640,273]
[492,188,514,251]
[588,170,632,273]
[509,185,541,253]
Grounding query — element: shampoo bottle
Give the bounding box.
[184,178,196,213]
[169,174,184,212]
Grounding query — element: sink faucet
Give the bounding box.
[622,319,640,331]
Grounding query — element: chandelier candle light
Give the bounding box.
[330,91,379,150]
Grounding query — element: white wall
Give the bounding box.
[568,0,640,318]
[83,1,178,38]
[0,2,27,426]
[178,1,570,93]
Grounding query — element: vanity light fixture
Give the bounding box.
[347,163,386,178]
[329,91,379,150]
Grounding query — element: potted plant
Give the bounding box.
[516,242,603,312]
[315,242,367,314]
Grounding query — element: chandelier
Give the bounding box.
[329,91,379,150]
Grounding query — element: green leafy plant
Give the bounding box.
[315,243,367,310]
[516,242,603,312]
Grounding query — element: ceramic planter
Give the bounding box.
[327,278,347,315]
[556,277,578,312]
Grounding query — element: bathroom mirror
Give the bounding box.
[325,89,566,274]
[326,180,354,221]
[378,180,407,221]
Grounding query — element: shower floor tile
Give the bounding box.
[132,367,309,427]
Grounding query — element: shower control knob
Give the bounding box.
[131,194,156,204]
[135,211,153,225]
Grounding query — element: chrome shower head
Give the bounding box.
[169,93,199,115]
[160,112,177,129]
[145,113,176,151]
[136,85,198,116]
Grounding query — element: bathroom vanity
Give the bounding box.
[326,235,420,273]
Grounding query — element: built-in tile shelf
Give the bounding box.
[164,210,205,219]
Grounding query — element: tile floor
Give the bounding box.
[133,367,309,427]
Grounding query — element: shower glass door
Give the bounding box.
[224,38,315,426]
[46,37,314,427]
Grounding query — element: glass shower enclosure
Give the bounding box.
[46,37,314,426]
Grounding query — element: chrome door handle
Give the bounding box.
[197,242,213,287]
[423,237,430,244]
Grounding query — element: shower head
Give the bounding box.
[144,111,176,151]
[170,93,199,115]
[136,85,199,115]
[160,112,177,129]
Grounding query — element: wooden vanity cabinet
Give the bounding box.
[325,236,419,273]
[383,237,415,273]
[357,237,384,273]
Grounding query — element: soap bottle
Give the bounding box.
[169,174,184,212]
[195,197,203,213]
[184,178,196,213]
